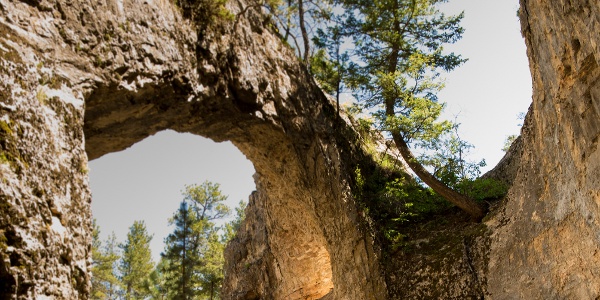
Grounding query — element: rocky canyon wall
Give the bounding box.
[485,0,600,298]
[385,1,600,297]
[0,0,386,298]
[0,0,599,299]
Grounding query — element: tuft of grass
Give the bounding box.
[93,55,104,68]
[0,120,13,136]
[0,230,7,250]
[36,88,48,105]
[80,164,89,174]
[174,0,233,24]
[0,152,10,165]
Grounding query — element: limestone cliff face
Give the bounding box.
[0,1,92,297]
[382,1,600,297]
[0,0,599,299]
[485,0,600,298]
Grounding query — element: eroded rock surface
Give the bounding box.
[486,0,600,298]
[384,1,600,298]
[1,0,386,298]
[1,0,599,299]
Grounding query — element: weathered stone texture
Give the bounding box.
[1,0,387,298]
[0,3,91,298]
[486,0,600,298]
[383,1,600,298]
[1,0,201,297]
[2,0,600,298]
[384,214,490,299]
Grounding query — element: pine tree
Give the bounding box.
[119,220,154,300]
[183,181,231,221]
[146,257,170,300]
[162,201,201,299]
[162,181,233,299]
[184,181,231,299]
[198,229,225,300]
[333,0,486,219]
[91,221,121,299]
[223,200,247,242]
[312,21,351,123]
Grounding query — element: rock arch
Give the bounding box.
[1,0,386,298]
[2,0,600,299]
[81,1,389,298]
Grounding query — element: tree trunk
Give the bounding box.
[388,128,486,220]
[383,18,486,221]
[284,0,292,42]
[298,0,310,64]
[335,43,341,125]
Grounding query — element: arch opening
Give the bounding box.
[88,130,256,263]
[65,0,389,294]
[83,89,336,299]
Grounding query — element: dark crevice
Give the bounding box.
[463,237,483,298]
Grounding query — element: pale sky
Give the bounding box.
[89,134,256,262]
[438,0,531,168]
[89,0,531,263]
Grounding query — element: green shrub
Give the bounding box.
[175,0,233,25]
[456,177,508,201]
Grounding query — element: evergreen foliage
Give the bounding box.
[161,181,241,300]
[183,181,231,222]
[146,258,170,300]
[91,221,121,299]
[90,184,248,299]
[313,0,487,219]
[119,221,154,300]
[312,22,351,121]
[175,0,232,25]
[198,230,225,299]
[223,200,247,242]
[418,128,485,187]
[162,201,200,299]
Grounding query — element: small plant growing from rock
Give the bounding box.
[36,88,48,105]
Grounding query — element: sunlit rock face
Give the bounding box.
[1,0,599,298]
[484,0,600,298]
[0,0,386,298]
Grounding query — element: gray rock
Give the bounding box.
[1,0,599,299]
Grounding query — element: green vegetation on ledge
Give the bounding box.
[174,0,233,26]
[346,110,506,255]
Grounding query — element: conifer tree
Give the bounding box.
[146,258,170,300]
[223,200,247,242]
[91,221,121,299]
[312,21,351,122]
[119,220,154,300]
[162,201,200,299]
[333,0,486,219]
[198,229,225,300]
[183,181,230,222]
[162,181,232,299]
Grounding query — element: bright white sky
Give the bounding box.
[89,0,531,263]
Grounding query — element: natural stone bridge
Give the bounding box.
[0,0,599,299]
